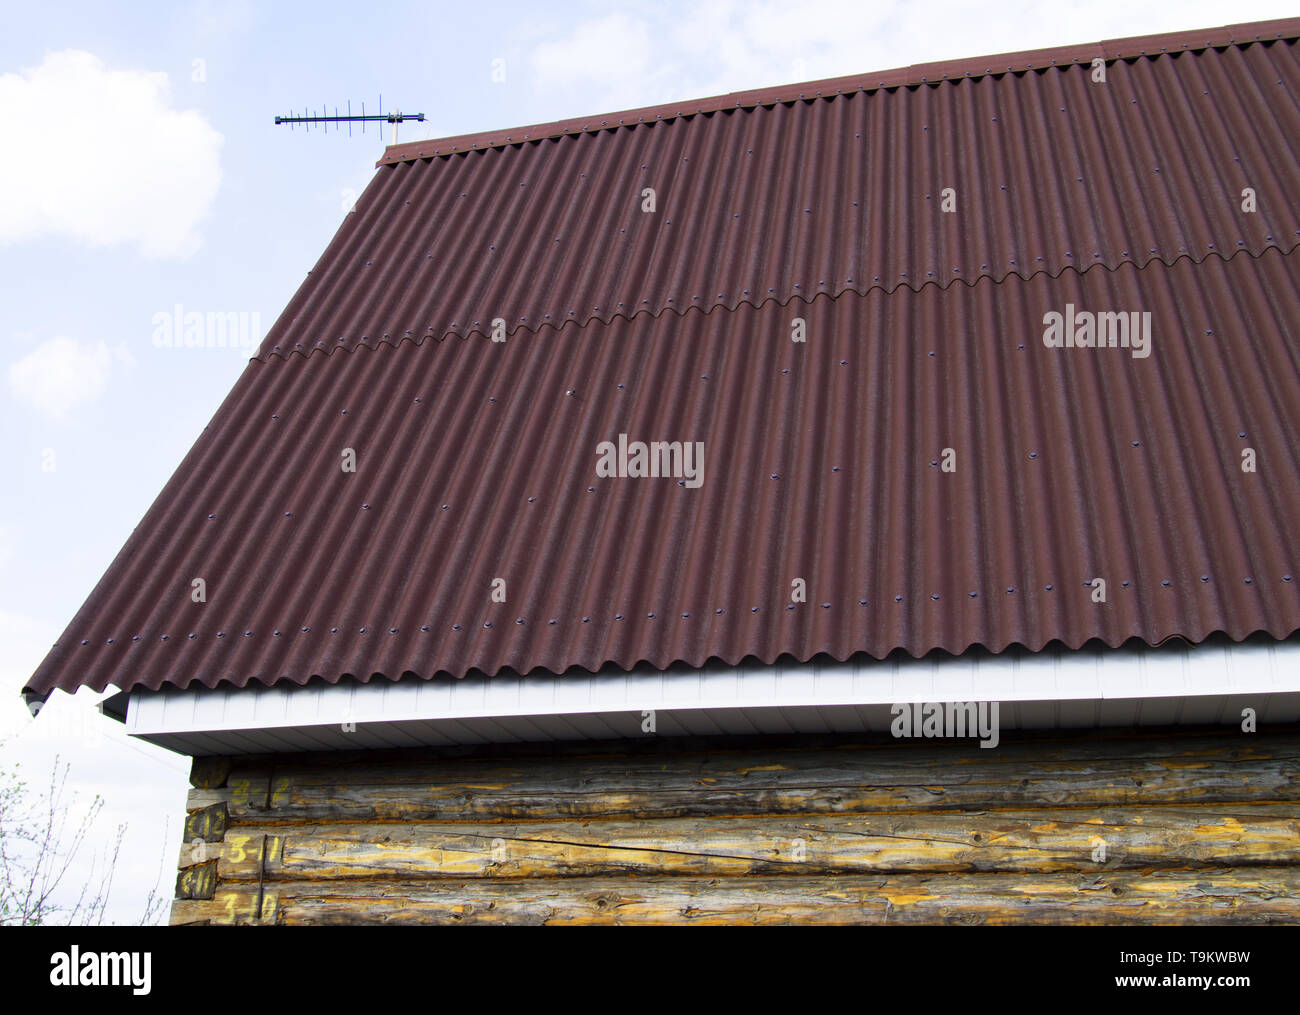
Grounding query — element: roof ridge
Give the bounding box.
[255,240,1300,364]
[378,17,1300,165]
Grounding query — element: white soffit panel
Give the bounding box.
[114,636,1300,754]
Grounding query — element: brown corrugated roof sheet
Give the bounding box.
[24,19,1300,698]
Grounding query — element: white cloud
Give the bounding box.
[531,12,663,111]
[0,50,223,259]
[525,0,1300,117]
[8,337,116,419]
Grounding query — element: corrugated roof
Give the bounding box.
[265,28,1300,359]
[24,18,1300,698]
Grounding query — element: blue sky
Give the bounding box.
[1,0,1294,923]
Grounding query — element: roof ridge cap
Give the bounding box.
[378,16,1300,166]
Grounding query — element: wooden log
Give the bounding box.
[175,862,218,900]
[171,886,279,926]
[191,734,1300,821]
[172,869,1300,925]
[205,806,1300,880]
[190,756,231,789]
[183,803,228,842]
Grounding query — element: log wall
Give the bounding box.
[169,727,1300,925]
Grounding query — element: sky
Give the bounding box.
[1,0,1295,924]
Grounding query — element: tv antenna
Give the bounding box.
[274,95,426,143]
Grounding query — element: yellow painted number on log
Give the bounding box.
[230,778,251,807]
[271,776,291,807]
[227,835,251,863]
[223,893,237,922]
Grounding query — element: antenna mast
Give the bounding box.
[274,94,425,142]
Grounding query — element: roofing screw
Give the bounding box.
[1244,577,1254,585]
[453,624,462,631]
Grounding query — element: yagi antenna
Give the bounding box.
[274,94,426,143]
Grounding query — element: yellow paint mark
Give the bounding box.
[1162,761,1211,770]
[883,893,936,906]
[460,783,508,790]
[1031,823,1059,833]
[735,765,789,774]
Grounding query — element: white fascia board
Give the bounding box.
[119,637,1300,754]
